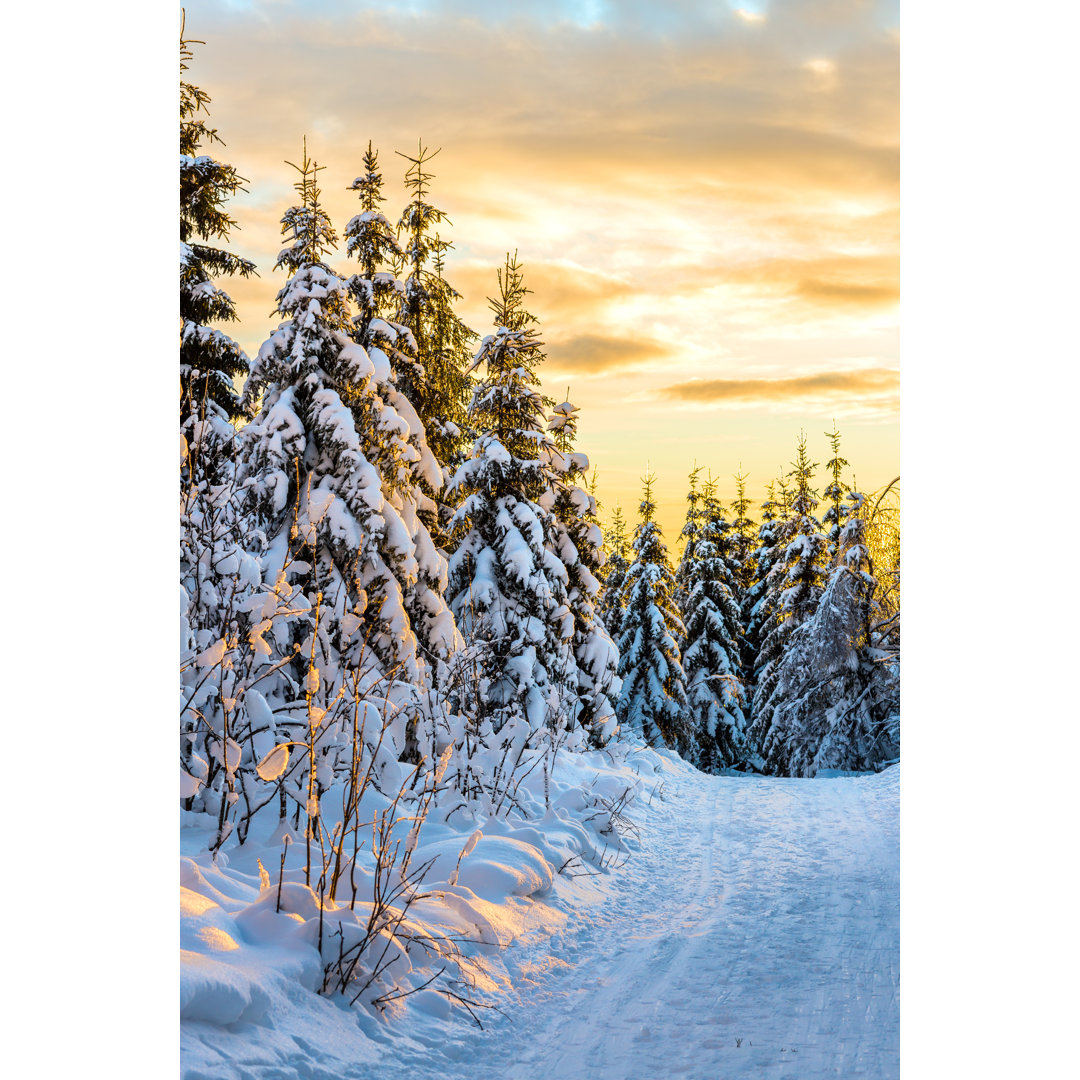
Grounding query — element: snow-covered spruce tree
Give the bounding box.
[616,471,690,752]
[730,466,757,596]
[728,466,758,691]
[344,140,425,407]
[675,465,704,615]
[822,421,850,557]
[239,143,437,804]
[179,19,255,439]
[740,478,781,708]
[680,476,749,772]
[345,142,408,324]
[446,253,575,740]
[546,396,621,743]
[598,503,630,641]
[749,434,831,772]
[394,142,477,504]
[342,144,460,678]
[757,492,899,775]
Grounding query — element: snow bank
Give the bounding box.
[181,738,669,1078]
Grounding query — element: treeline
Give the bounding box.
[602,433,900,776]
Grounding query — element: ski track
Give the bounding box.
[190,767,900,1079]
[376,765,899,1080]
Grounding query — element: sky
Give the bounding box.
[183,0,899,541]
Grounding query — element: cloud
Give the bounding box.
[545,334,673,373]
[718,254,900,309]
[795,278,898,307]
[663,367,899,407]
[184,0,899,204]
[179,0,899,496]
[452,258,633,319]
[586,253,897,323]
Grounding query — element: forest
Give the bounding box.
[180,17,900,1072]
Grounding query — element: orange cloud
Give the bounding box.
[664,367,900,408]
[545,334,673,373]
[180,0,900,512]
[795,279,898,307]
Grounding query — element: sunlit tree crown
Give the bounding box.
[276,139,338,277]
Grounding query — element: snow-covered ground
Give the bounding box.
[182,757,899,1079]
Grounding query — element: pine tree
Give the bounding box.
[681,475,748,771]
[675,465,704,614]
[728,466,758,693]
[345,143,425,406]
[729,466,757,595]
[547,396,621,743]
[179,17,256,433]
[345,143,407,318]
[741,479,781,712]
[394,142,477,496]
[749,433,831,772]
[343,144,460,673]
[757,491,899,775]
[822,421,850,556]
[774,470,793,523]
[741,464,795,718]
[599,503,630,641]
[616,470,690,752]
[446,254,574,737]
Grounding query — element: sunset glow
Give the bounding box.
[184,0,898,537]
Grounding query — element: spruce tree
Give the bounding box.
[179,18,256,432]
[240,143,430,688]
[599,503,630,641]
[681,475,748,771]
[742,465,794,719]
[774,470,793,523]
[547,396,621,743]
[822,421,850,556]
[741,479,782,713]
[749,433,831,771]
[346,143,407,318]
[615,471,690,752]
[730,466,757,595]
[675,465,704,614]
[343,144,460,671]
[758,491,899,775]
[394,142,477,495]
[446,254,574,737]
[728,466,758,693]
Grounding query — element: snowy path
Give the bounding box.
[387,764,899,1080]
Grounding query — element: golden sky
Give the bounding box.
[184,0,899,542]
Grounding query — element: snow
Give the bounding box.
[255,744,289,783]
[181,754,898,1079]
